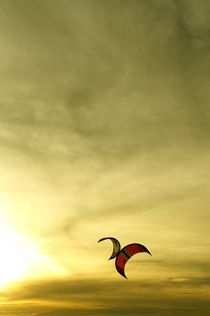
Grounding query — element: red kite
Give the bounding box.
[98,237,151,279]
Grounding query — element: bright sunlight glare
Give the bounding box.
[0,218,67,288]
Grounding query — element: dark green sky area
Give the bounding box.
[0,0,210,315]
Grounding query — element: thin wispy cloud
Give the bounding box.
[0,1,209,315]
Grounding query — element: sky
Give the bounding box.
[0,0,210,315]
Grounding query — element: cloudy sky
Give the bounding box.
[0,0,210,315]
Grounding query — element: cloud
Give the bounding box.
[1,0,210,162]
[176,0,210,40]
[0,2,210,315]
[4,274,210,302]
[2,275,210,315]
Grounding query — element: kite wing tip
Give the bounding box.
[143,245,152,256]
[119,272,127,279]
[123,273,128,279]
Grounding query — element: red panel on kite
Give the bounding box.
[115,243,151,279]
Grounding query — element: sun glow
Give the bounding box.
[0,218,67,288]
[0,220,37,287]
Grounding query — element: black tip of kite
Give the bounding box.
[143,245,152,256]
[117,270,127,279]
[122,273,128,279]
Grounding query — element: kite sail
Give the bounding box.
[98,237,121,260]
[115,243,151,278]
[98,237,151,279]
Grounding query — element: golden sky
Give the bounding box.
[0,0,210,315]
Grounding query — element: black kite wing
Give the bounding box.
[98,237,121,260]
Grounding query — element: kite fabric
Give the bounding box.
[98,237,152,279]
[98,237,121,260]
[115,243,152,279]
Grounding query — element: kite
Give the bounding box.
[98,237,151,279]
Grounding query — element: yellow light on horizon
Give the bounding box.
[0,218,68,288]
[0,221,31,286]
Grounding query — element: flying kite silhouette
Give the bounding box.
[98,237,152,279]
